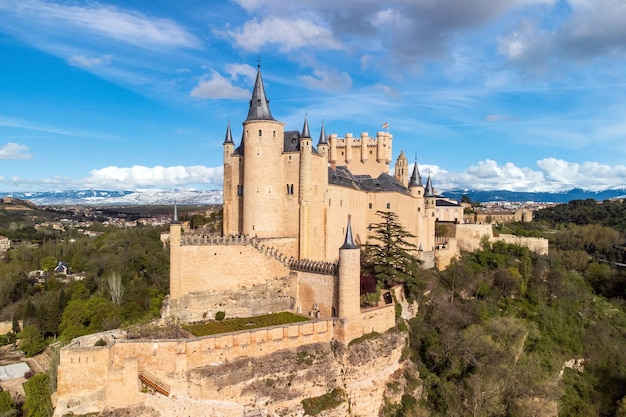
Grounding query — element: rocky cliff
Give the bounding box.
[96,330,413,417]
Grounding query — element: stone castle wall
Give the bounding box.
[55,320,334,416]
[496,234,549,255]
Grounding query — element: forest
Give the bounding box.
[1,199,626,416]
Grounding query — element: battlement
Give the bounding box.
[289,259,338,275]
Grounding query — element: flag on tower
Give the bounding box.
[382,121,389,129]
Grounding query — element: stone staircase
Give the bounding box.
[139,368,170,397]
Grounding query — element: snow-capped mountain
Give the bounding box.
[1,187,625,206]
[0,189,223,205]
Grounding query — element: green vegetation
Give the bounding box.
[183,312,309,337]
[402,198,626,416]
[362,211,423,297]
[0,204,170,354]
[0,390,17,416]
[301,387,345,416]
[23,373,53,417]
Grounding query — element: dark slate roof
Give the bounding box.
[223,121,234,144]
[436,199,461,207]
[425,175,435,197]
[245,67,275,122]
[301,115,311,138]
[328,166,410,195]
[341,216,358,249]
[284,130,302,152]
[409,161,423,188]
[318,122,328,145]
[359,173,410,194]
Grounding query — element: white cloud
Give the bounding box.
[227,17,342,52]
[86,165,223,189]
[299,68,352,92]
[190,71,250,99]
[225,63,256,82]
[0,0,201,50]
[0,143,32,160]
[69,54,112,68]
[428,158,626,192]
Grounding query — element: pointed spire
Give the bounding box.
[340,215,358,249]
[409,156,423,188]
[223,120,234,144]
[301,113,311,138]
[318,120,328,145]
[425,174,435,197]
[172,202,180,224]
[245,65,274,121]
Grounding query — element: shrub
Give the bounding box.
[215,311,226,321]
[301,388,345,416]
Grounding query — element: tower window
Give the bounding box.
[273,130,276,137]
[287,184,294,195]
[386,203,390,209]
[368,203,372,209]
[259,129,262,136]
[237,185,243,196]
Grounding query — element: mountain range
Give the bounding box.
[1,188,625,206]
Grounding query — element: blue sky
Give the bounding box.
[1,0,626,193]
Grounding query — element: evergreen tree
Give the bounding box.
[362,211,423,297]
[23,299,36,327]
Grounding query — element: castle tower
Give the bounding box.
[317,122,328,158]
[394,150,408,187]
[338,216,360,320]
[424,175,436,251]
[241,65,286,238]
[299,115,313,258]
[408,158,424,198]
[223,121,235,235]
[169,204,182,298]
[336,216,362,344]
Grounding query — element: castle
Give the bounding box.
[54,66,549,416]
[163,65,463,340]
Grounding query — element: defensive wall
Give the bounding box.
[55,319,335,415]
[454,223,549,255]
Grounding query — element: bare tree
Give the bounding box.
[107,272,125,305]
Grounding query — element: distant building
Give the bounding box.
[0,235,10,253]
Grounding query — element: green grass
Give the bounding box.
[183,311,310,337]
[301,388,345,416]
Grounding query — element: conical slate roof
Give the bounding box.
[245,66,275,121]
[425,175,435,197]
[340,216,358,250]
[301,114,311,138]
[223,120,234,144]
[318,121,328,145]
[409,159,423,188]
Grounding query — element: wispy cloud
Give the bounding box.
[0,0,201,50]
[69,54,113,68]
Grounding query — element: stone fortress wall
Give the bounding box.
[55,320,336,415]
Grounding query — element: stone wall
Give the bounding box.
[455,223,494,252]
[496,234,549,255]
[55,320,334,416]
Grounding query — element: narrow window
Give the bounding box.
[386,203,390,209]
[259,129,262,136]
[368,203,372,209]
[273,130,276,137]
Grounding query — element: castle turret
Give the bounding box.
[169,204,182,298]
[394,150,408,187]
[338,216,360,320]
[241,65,286,238]
[223,122,235,235]
[317,122,328,158]
[424,174,436,251]
[408,158,424,198]
[299,115,313,258]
